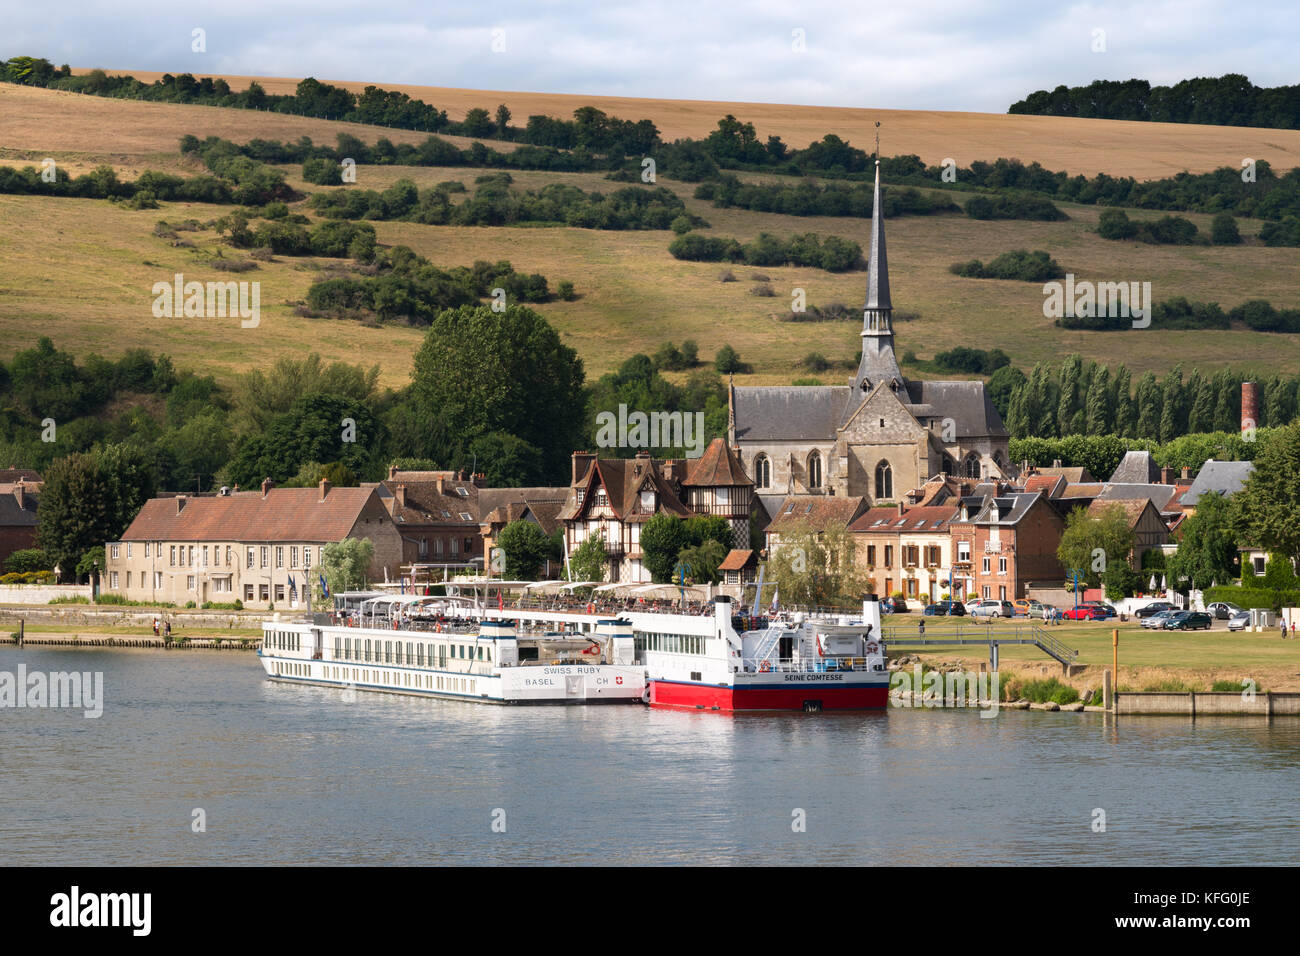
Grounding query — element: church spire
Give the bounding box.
[849,134,903,399]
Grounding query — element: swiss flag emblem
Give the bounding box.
[615,676,623,685]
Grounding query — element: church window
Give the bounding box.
[754,455,771,489]
[963,453,981,478]
[875,461,893,500]
[807,452,822,490]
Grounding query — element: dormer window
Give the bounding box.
[640,490,655,512]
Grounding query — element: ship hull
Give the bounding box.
[650,676,889,712]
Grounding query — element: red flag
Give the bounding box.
[498,590,504,611]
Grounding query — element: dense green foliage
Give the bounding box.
[1010,74,1300,129]
[669,231,862,271]
[949,249,1064,281]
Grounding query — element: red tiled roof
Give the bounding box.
[768,495,870,532]
[120,487,388,542]
[683,438,752,487]
[1022,474,1065,497]
[719,549,756,571]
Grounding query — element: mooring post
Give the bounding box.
[989,641,998,673]
[1103,668,1113,712]
[17,619,24,647]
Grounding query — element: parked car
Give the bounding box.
[970,599,1014,618]
[1141,609,1179,629]
[1163,610,1213,631]
[1062,604,1104,621]
[1135,601,1176,619]
[1012,599,1045,617]
[924,600,966,616]
[886,597,910,613]
[1227,610,1251,632]
[1206,602,1244,620]
[1082,601,1118,620]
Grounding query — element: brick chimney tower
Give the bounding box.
[1242,382,1259,432]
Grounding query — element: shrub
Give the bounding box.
[750,283,776,297]
[950,249,1064,282]
[557,280,576,301]
[715,344,744,374]
[1211,212,1241,245]
[965,193,1067,221]
[718,269,736,282]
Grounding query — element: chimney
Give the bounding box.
[1160,466,1173,484]
[897,501,905,516]
[176,495,187,514]
[13,481,22,510]
[1242,382,1259,433]
[473,472,485,488]
[435,476,445,495]
[318,478,331,501]
[1181,466,1191,481]
[1052,459,1062,469]
[261,477,273,498]
[388,464,398,480]
[395,483,406,509]
[571,451,595,486]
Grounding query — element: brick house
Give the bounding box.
[950,490,1071,602]
[849,503,959,604]
[105,479,402,608]
[0,479,40,570]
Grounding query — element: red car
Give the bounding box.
[1062,605,1105,621]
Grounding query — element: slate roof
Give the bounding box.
[1097,483,1178,511]
[120,487,387,542]
[902,380,1008,438]
[379,476,480,527]
[733,386,851,442]
[1035,466,1094,483]
[560,456,694,523]
[0,489,39,527]
[850,504,957,534]
[1182,460,1255,506]
[1108,451,1162,484]
[0,468,41,483]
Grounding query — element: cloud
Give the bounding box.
[5,0,1297,111]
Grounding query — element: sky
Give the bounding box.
[5,1,1297,112]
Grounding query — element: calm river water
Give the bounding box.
[3,646,1298,865]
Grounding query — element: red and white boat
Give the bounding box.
[642,595,890,712]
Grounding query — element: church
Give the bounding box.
[728,157,1011,515]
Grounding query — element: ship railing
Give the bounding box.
[738,656,875,674]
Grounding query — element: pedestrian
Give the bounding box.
[152,618,159,637]
[918,618,926,638]
[164,620,171,639]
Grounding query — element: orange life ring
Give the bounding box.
[760,661,771,673]
[586,603,595,614]
[865,642,879,655]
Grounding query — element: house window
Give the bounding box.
[982,557,991,573]
[144,543,149,558]
[884,545,893,568]
[186,575,195,591]
[867,545,876,566]
[259,585,269,601]
[754,455,771,490]
[963,453,981,478]
[304,547,312,568]
[290,546,298,568]
[640,490,655,512]
[260,546,269,568]
[170,546,177,566]
[807,452,822,490]
[958,541,971,562]
[214,578,231,593]
[1254,555,1266,574]
[464,537,473,554]
[110,544,120,559]
[875,461,893,500]
[451,538,459,556]
[225,546,232,565]
[275,547,284,568]
[998,557,1007,575]
[110,572,119,589]
[126,543,133,559]
[275,585,285,602]
[982,585,991,600]
[154,572,163,589]
[202,547,208,567]
[244,584,255,602]
[419,538,428,557]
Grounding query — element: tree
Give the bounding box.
[640,513,690,583]
[496,520,555,580]
[226,393,384,486]
[4,548,51,574]
[1166,491,1238,591]
[767,520,865,607]
[987,365,1027,421]
[320,537,376,595]
[466,431,545,487]
[1211,212,1241,245]
[411,305,585,482]
[1234,420,1300,567]
[1056,503,1136,588]
[714,344,743,374]
[677,539,728,584]
[568,532,609,583]
[36,444,157,576]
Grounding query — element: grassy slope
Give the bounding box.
[2,82,1299,390]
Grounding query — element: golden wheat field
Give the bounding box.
[2,80,1299,389]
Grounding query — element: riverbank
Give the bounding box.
[897,619,1300,693]
[5,621,263,650]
